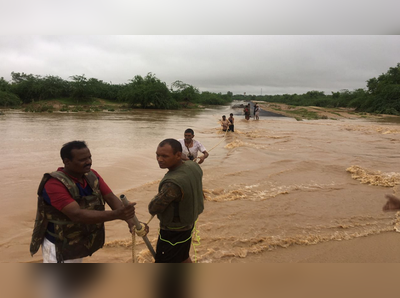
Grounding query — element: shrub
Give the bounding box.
[0,91,22,107]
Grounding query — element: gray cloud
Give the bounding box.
[1,1,399,34]
[0,35,399,95]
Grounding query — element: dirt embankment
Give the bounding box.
[19,99,124,113]
[257,102,399,121]
[17,99,197,113]
[5,99,400,122]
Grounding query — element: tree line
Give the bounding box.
[234,63,400,115]
[0,72,233,109]
[1,63,399,114]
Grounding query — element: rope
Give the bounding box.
[129,198,204,263]
[130,124,227,262]
[194,128,229,162]
[187,125,229,261]
[192,220,201,263]
[135,223,149,237]
[131,215,154,263]
[207,128,229,152]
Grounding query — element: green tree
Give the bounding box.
[305,90,325,99]
[171,80,200,106]
[0,77,10,92]
[119,73,176,109]
[87,78,108,99]
[10,72,42,103]
[364,63,400,114]
[197,91,232,105]
[69,75,90,102]
[367,63,400,95]
[40,75,70,99]
[346,89,369,110]
[0,90,22,107]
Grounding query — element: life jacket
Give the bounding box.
[157,161,204,229]
[30,170,105,262]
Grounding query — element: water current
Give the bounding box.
[1,104,400,263]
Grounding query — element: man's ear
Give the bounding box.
[176,151,182,159]
[63,158,70,167]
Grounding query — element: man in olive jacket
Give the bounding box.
[149,138,204,263]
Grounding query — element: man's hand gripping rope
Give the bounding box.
[120,194,156,262]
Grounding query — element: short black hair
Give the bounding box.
[184,128,194,135]
[60,141,87,161]
[158,138,182,154]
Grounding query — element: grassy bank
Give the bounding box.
[258,102,399,121]
[21,98,129,113]
[1,97,209,113]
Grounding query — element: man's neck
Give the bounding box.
[168,160,183,172]
[62,168,85,182]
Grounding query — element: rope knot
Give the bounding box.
[134,222,148,237]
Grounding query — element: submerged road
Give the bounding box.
[231,101,286,118]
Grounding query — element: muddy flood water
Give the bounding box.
[1,103,400,263]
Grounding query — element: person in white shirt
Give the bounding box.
[254,103,260,120]
[220,115,230,132]
[179,128,209,164]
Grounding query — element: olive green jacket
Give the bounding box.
[30,170,105,262]
[157,161,204,229]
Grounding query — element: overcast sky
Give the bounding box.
[1,35,399,95]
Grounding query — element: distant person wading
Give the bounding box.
[221,115,230,132]
[179,128,209,164]
[244,103,250,120]
[254,103,260,120]
[228,113,235,132]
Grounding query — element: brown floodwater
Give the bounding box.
[1,106,400,263]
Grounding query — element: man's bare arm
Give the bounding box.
[61,199,136,224]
